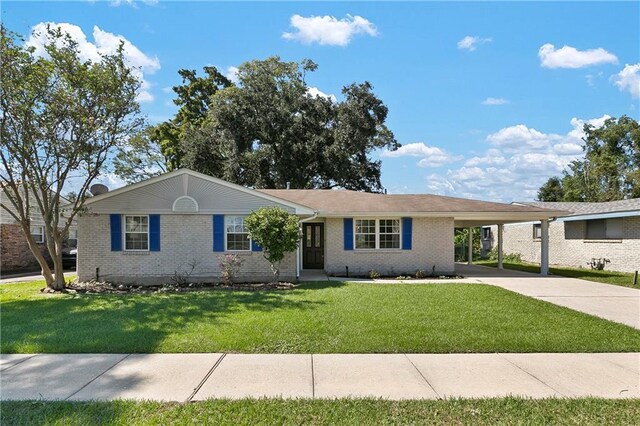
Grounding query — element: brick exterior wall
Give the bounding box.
[0,223,49,272]
[78,214,296,285]
[489,216,640,273]
[323,217,455,276]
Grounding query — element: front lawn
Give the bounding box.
[3,398,640,426]
[475,260,638,288]
[1,280,639,354]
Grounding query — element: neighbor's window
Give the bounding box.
[67,229,78,248]
[379,219,400,249]
[532,223,542,239]
[355,219,376,249]
[586,218,623,240]
[482,227,491,240]
[30,225,44,243]
[226,216,250,251]
[125,215,149,250]
[355,219,400,250]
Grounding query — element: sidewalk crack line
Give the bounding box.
[187,353,226,402]
[404,354,440,399]
[65,354,131,401]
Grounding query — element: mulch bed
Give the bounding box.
[46,281,297,294]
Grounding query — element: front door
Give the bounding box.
[303,223,324,269]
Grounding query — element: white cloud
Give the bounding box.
[26,22,160,103]
[486,124,561,151]
[612,63,640,99]
[538,43,618,69]
[282,14,377,46]
[306,86,337,103]
[481,97,509,106]
[109,0,158,7]
[422,115,610,202]
[382,142,461,168]
[225,66,240,84]
[457,35,492,52]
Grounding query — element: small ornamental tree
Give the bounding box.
[245,207,301,283]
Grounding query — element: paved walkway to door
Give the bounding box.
[1,352,638,401]
[456,264,640,329]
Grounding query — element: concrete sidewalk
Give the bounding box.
[456,264,640,329]
[1,353,638,401]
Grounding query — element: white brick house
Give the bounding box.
[77,169,564,284]
[483,200,640,273]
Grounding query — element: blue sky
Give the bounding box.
[4,1,639,201]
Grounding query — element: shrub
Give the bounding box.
[587,258,610,270]
[219,254,243,285]
[368,270,381,279]
[415,269,427,279]
[487,248,522,263]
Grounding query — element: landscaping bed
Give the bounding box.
[2,279,639,354]
[3,398,639,426]
[62,280,296,295]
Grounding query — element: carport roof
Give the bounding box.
[260,189,569,224]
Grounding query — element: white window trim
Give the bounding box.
[124,215,150,252]
[30,225,45,244]
[532,223,542,240]
[354,218,402,250]
[225,215,252,252]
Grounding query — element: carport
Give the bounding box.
[454,206,568,275]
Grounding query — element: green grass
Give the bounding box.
[475,260,638,288]
[2,279,639,354]
[2,398,639,425]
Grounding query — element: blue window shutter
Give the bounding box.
[402,217,412,250]
[344,218,353,250]
[110,214,122,251]
[251,240,262,252]
[213,215,225,252]
[149,215,160,251]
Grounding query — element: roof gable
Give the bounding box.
[83,169,315,215]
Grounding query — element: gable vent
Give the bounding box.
[172,196,199,213]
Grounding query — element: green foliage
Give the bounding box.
[415,269,427,279]
[454,228,481,261]
[368,270,381,279]
[244,207,301,281]
[113,127,167,183]
[537,176,565,201]
[157,56,398,191]
[538,116,640,202]
[487,249,523,263]
[0,24,143,289]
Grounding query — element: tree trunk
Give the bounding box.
[50,240,66,290]
[22,228,55,288]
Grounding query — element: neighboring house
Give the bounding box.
[0,189,77,273]
[483,199,640,273]
[77,169,565,284]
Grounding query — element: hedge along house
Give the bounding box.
[77,169,566,284]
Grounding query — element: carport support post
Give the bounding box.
[467,227,473,265]
[497,224,504,270]
[540,219,549,276]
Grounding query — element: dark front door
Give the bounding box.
[303,223,324,269]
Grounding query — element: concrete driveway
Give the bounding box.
[0,271,75,284]
[456,264,640,329]
[1,352,638,401]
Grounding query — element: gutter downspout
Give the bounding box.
[297,211,319,279]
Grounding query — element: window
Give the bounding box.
[30,225,44,243]
[533,223,541,239]
[226,216,250,251]
[379,219,400,249]
[355,219,400,250]
[586,218,623,239]
[67,229,78,248]
[125,215,149,250]
[355,219,376,249]
[482,227,491,240]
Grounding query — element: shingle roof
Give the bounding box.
[516,199,640,216]
[259,189,565,215]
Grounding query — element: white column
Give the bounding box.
[497,224,504,270]
[467,227,473,265]
[296,243,301,279]
[540,219,549,275]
